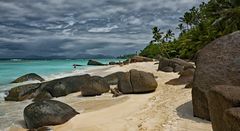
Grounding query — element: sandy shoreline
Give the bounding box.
[8,62,212,131]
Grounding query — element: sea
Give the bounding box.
[0,58,125,95]
[0,58,125,130]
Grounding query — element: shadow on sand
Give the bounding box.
[176,100,210,124]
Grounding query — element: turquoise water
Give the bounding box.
[0,59,125,86]
[0,58,126,130]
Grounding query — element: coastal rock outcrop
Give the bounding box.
[208,85,240,131]
[118,72,133,94]
[87,60,105,66]
[11,73,44,83]
[41,74,91,97]
[24,100,79,129]
[104,72,126,85]
[192,31,240,120]
[158,57,194,73]
[129,56,153,63]
[5,83,41,101]
[5,74,109,101]
[81,76,110,96]
[118,70,157,94]
[130,69,158,93]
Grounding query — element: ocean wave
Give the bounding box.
[0,90,8,100]
[42,66,108,81]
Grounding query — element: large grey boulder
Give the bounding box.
[24,100,79,129]
[118,70,158,94]
[11,73,44,83]
[208,85,240,131]
[117,72,133,94]
[41,74,91,97]
[104,72,126,85]
[81,76,110,96]
[5,83,41,101]
[130,69,158,93]
[192,31,240,120]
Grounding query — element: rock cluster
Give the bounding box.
[5,74,110,101]
[158,57,194,73]
[191,31,240,131]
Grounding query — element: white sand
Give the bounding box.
[10,62,212,131]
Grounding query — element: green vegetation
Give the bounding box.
[140,0,240,59]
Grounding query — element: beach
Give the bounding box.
[6,62,212,131]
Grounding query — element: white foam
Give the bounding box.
[42,66,110,81]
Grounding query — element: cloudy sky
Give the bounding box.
[0,0,206,58]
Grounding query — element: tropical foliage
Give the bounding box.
[140,0,240,59]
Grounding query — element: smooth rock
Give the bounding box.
[192,31,240,120]
[41,74,91,97]
[208,85,240,131]
[11,73,44,83]
[118,72,133,94]
[118,70,158,94]
[5,83,41,101]
[104,72,126,85]
[130,69,158,93]
[224,107,240,131]
[81,76,110,96]
[24,100,79,129]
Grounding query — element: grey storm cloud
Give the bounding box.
[0,0,207,58]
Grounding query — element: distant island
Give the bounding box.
[0,53,115,60]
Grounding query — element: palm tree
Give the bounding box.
[176,23,184,31]
[179,12,193,29]
[164,29,175,42]
[152,26,164,43]
[176,23,187,35]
